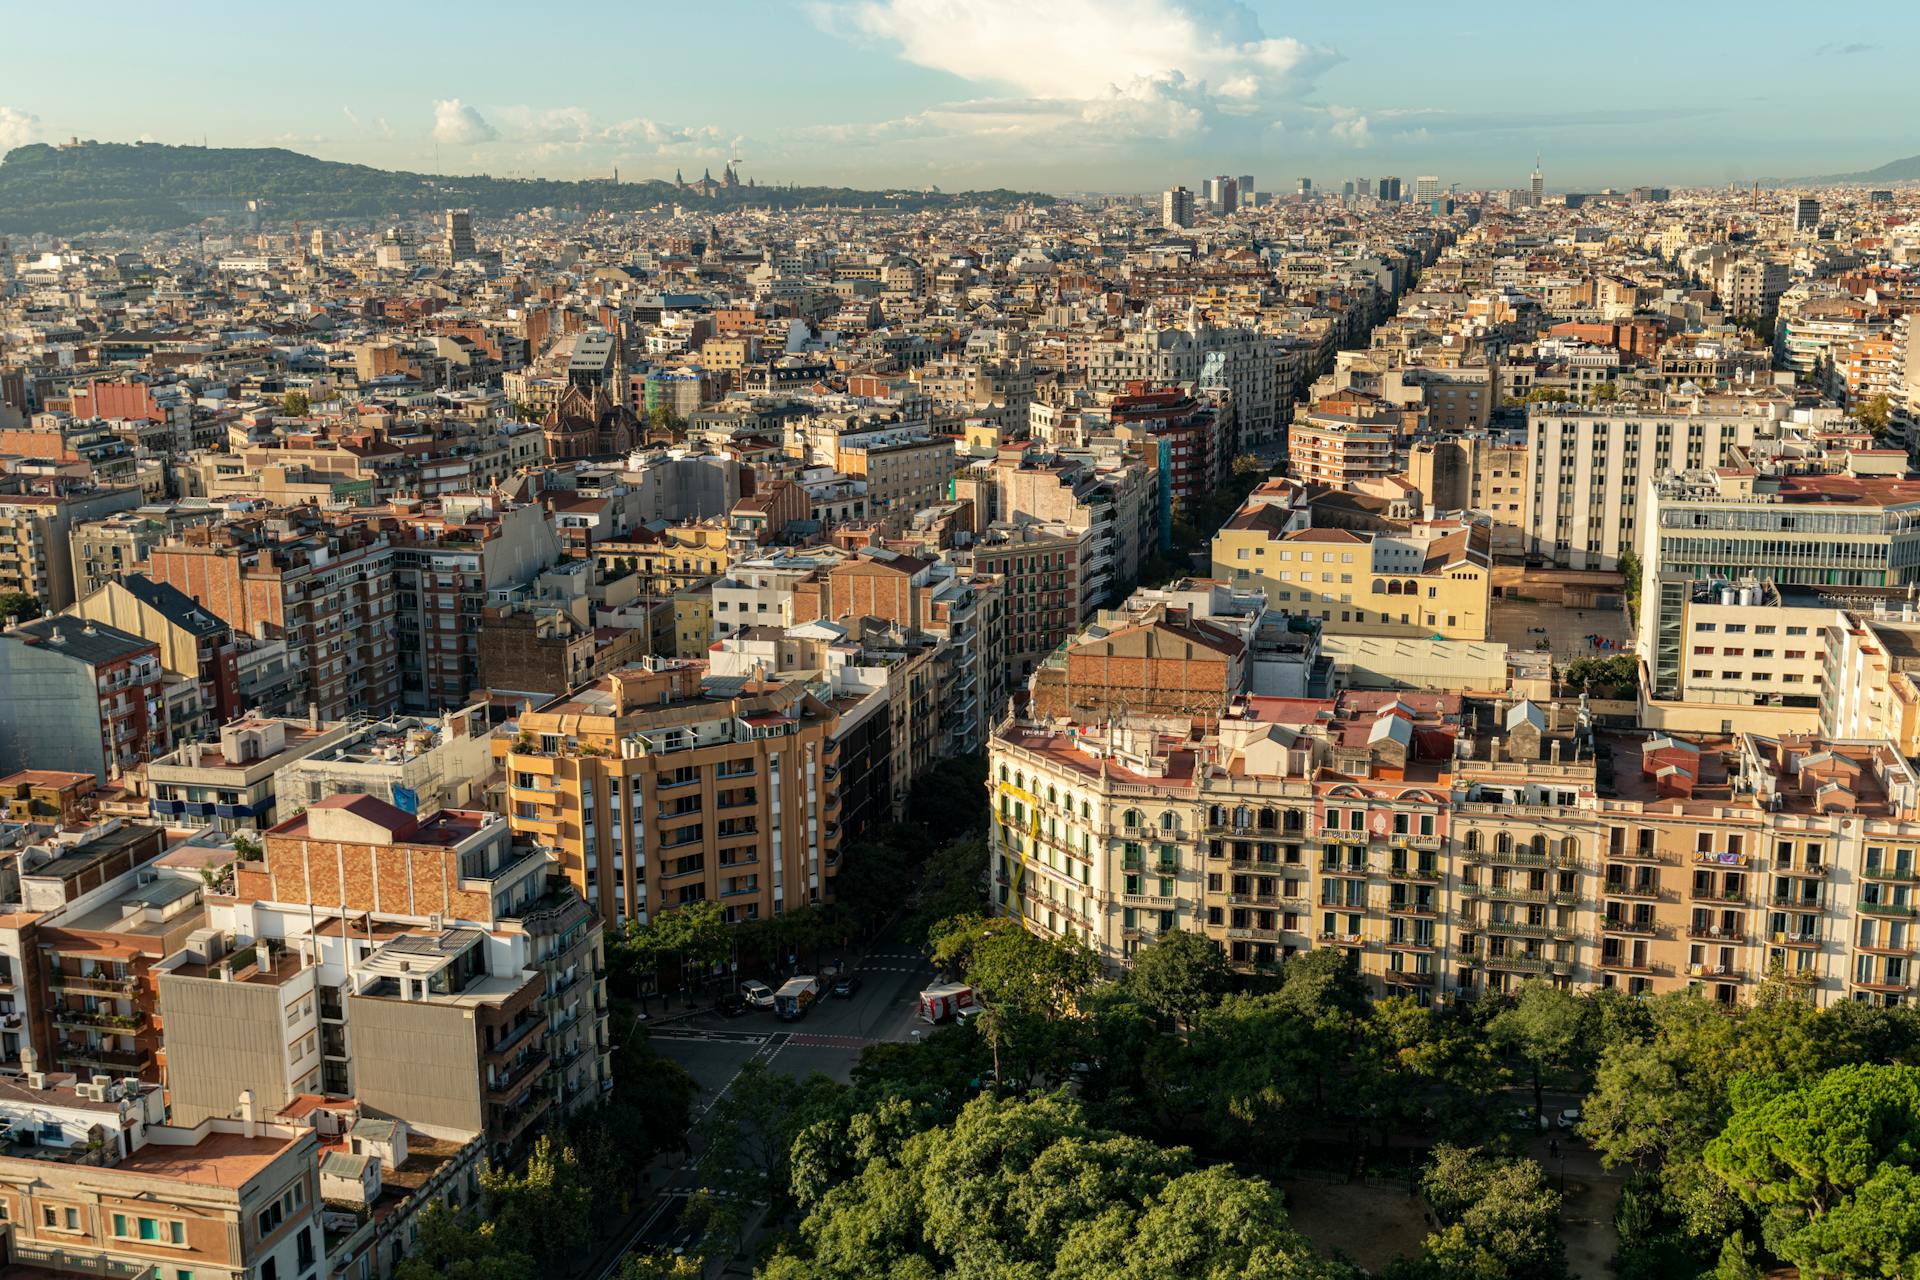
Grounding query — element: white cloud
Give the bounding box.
[0,107,41,153]
[431,99,497,146]
[824,0,1334,107]
[803,0,1342,162]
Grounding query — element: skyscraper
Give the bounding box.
[1297,177,1313,197]
[1377,177,1402,202]
[444,208,476,262]
[1530,155,1544,208]
[1794,196,1821,232]
[1161,185,1195,229]
[1203,176,1238,213]
[1236,174,1255,208]
[1414,175,1440,203]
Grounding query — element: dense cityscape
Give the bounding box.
[5,14,1920,1278]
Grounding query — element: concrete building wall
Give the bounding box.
[347,994,483,1141]
[0,643,102,779]
[156,974,289,1125]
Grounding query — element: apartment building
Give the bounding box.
[70,573,243,738]
[838,435,957,514]
[1287,412,1400,492]
[0,1076,323,1280]
[270,702,493,821]
[1638,468,1920,703]
[146,714,356,831]
[1211,509,1492,641]
[159,793,610,1154]
[1522,407,1770,569]
[146,514,402,720]
[0,617,166,781]
[500,660,842,926]
[961,522,1089,683]
[0,480,143,611]
[384,498,562,713]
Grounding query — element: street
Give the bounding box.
[594,939,939,1276]
[649,943,938,1092]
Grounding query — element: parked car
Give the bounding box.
[740,979,775,1009]
[1557,1107,1581,1131]
[831,974,864,998]
[1512,1106,1548,1132]
[713,991,748,1018]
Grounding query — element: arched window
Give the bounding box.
[1160,811,1178,832]
[999,764,1009,782]
[1047,785,1057,805]
[1385,580,1401,596]
[1495,831,1513,854]
[1532,834,1549,859]
[1561,836,1579,860]
[1123,809,1142,829]
[1014,771,1025,791]
[1465,829,1482,852]
[1372,578,1386,594]
[1258,807,1278,831]
[1402,579,1418,595]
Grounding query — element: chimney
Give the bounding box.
[238,1089,257,1139]
[307,702,320,730]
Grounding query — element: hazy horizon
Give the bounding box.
[4,0,1915,193]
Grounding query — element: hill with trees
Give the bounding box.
[0,140,1051,235]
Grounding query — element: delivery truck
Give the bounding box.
[918,980,976,1024]
[774,975,820,1020]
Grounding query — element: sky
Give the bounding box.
[2,0,1916,193]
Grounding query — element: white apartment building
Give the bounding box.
[1523,407,1771,569]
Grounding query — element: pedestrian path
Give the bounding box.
[785,1032,877,1049]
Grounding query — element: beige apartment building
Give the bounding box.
[989,692,1920,1008]
[500,660,843,926]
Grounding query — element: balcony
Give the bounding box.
[1687,964,1744,982]
[1468,848,1576,869]
[1690,887,1751,906]
[1598,953,1656,974]
[50,1007,147,1034]
[1227,925,1280,942]
[1862,865,1920,882]
[1601,917,1657,935]
[1484,920,1572,940]
[47,972,139,997]
[1386,865,1442,883]
[1601,882,1666,902]
[1316,931,1364,946]
[1464,884,1580,907]
[56,1043,150,1073]
[1861,901,1918,919]
[1387,899,1440,916]
[1772,931,1820,948]
[1483,953,1573,977]
[1685,925,1744,942]
[486,1048,554,1103]
[1382,969,1435,986]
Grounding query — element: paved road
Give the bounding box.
[649,944,939,1093]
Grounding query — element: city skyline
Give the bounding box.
[2,0,1915,193]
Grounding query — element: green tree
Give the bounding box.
[702,1059,841,1206]
[281,389,310,416]
[1415,1146,1566,1280]
[1615,549,1642,616]
[1704,1063,1920,1277]
[614,1254,703,1280]
[0,591,42,623]
[617,899,731,996]
[1050,1164,1350,1280]
[1858,392,1895,438]
[1489,980,1589,1124]
[393,1201,537,1280]
[479,1134,592,1266]
[928,913,1099,1020]
[1125,928,1230,1031]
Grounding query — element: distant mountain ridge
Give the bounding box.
[1807,153,1920,184]
[0,140,1050,235]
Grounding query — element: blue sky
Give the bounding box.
[2,1,1914,191]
